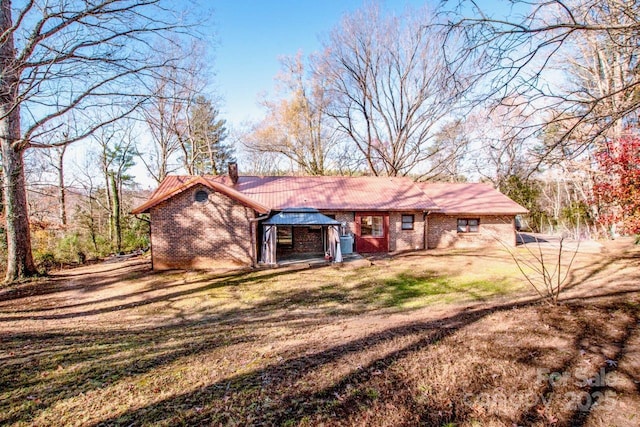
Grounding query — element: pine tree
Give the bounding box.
[184,96,231,175]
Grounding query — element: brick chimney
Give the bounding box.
[228,161,238,184]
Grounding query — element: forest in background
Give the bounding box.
[1,0,638,279]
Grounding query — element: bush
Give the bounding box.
[23,206,150,275]
[34,251,57,272]
[121,216,150,252]
[56,232,82,263]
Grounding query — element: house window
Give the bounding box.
[457,218,480,233]
[277,226,293,248]
[361,216,384,237]
[194,190,208,203]
[401,214,414,230]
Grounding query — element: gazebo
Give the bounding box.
[260,208,343,265]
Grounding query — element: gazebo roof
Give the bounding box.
[262,208,341,226]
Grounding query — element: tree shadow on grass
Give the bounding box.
[84,292,639,426]
[190,270,518,325]
[0,319,260,425]
[0,262,517,323]
[511,301,640,426]
[562,244,640,293]
[2,262,538,425]
[3,289,639,425]
[0,258,154,303]
[563,312,638,427]
[4,251,640,425]
[3,266,507,424]
[0,263,327,321]
[89,302,520,426]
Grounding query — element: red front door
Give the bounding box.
[355,212,389,253]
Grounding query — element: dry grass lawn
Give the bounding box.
[1,239,639,426]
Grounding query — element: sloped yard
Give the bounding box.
[1,240,639,426]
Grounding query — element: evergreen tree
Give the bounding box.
[184,96,232,175]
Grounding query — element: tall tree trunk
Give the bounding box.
[1,0,37,281]
[0,131,36,281]
[57,145,67,226]
[102,150,113,242]
[88,192,98,253]
[109,172,121,254]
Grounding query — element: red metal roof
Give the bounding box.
[131,176,269,214]
[416,182,529,215]
[228,175,439,211]
[132,175,527,215]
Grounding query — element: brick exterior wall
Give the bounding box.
[426,214,516,249]
[148,191,517,269]
[277,226,324,257]
[389,211,425,252]
[150,185,255,269]
[321,211,355,233]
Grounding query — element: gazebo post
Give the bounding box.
[261,225,278,265]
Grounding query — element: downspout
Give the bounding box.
[249,211,271,267]
[423,211,431,250]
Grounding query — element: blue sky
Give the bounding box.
[208,0,514,129]
[211,0,423,128]
[70,0,514,187]
[70,1,430,187]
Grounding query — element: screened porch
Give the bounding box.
[260,208,345,266]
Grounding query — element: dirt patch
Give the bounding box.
[1,240,639,426]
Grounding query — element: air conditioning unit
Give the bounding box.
[340,235,354,254]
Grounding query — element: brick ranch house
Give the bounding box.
[132,165,528,270]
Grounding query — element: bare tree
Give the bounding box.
[562,6,638,141]
[74,155,104,254]
[21,125,69,226]
[245,54,340,176]
[467,99,538,187]
[140,66,186,183]
[0,0,197,281]
[315,4,467,177]
[139,41,209,183]
[427,119,470,182]
[502,234,581,305]
[93,120,136,252]
[442,0,640,162]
